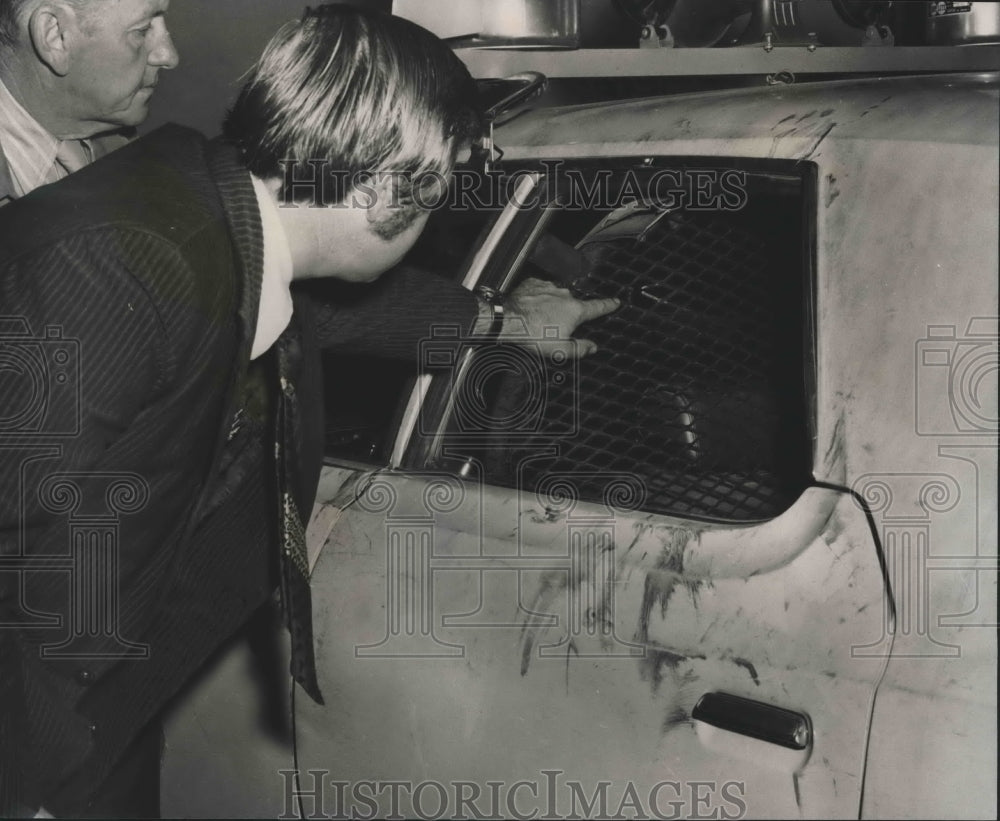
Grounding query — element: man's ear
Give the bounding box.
[28,3,76,77]
[362,173,419,241]
[357,172,420,242]
[362,172,399,225]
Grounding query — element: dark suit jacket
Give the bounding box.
[0,124,476,814]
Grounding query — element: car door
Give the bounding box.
[297,159,893,820]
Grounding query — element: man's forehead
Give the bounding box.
[83,0,170,22]
[120,0,170,18]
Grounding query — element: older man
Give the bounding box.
[0,0,179,205]
[0,0,601,344]
[0,4,617,818]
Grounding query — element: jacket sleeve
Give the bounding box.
[295,264,480,360]
[0,229,173,811]
[0,226,170,556]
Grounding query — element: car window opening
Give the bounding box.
[325,161,815,523]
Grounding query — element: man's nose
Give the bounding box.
[150,28,180,70]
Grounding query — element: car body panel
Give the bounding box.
[161,74,997,819]
[297,466,886,819]
[496,85,999,818]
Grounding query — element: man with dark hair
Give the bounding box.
[0,4,616,818]
[0,0,178,206]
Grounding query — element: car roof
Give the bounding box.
[495,71,1000,156]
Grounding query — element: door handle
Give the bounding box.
[693,692,811,750]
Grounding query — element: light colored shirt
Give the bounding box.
[0,77,91,199]
[249,174,294,360]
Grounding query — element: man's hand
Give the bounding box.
[497,278,620,357]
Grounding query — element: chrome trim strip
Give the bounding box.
[390,173,542,468]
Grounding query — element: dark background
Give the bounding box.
[144,0,392,136]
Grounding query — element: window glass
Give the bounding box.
[408,161,814,522]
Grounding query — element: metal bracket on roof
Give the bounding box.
[766,70,796,85]
[475,71,548,172]
[640,22,675,48]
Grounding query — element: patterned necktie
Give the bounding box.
[274,319,325,705]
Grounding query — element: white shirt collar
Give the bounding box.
[0,76,60,198]
[249,174,294,360]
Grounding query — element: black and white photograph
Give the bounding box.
[1,1,997,818]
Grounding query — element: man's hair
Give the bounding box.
[223,3,484,222]
[0,0,92,48]
[0,0,31,46]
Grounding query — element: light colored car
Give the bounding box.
[163,71,997,820]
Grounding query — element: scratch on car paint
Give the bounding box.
[519,531,622,676]
[820,109,835,117]
[698,614,721,643]
[635,565,704,657]
[564,639,579,694]
[796,110,817,122]
[861,96,891,118]
[528,506,564,524]
[793,773,802,812]
[520,522,704,682]
[519,630,535,677]
[619,523,704,577]
[858,95,890,118]
[639,647,687,692]
[623,522,653,557]
[826,173,841,208]
[801,122,837,162]
[519,569,569,675]
[731,657,761,686]
[775,113,796,126]
[661,706,691,733]
[637,566,703,636]
[823,414,847,476]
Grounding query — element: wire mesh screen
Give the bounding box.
[455,190,811,522]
